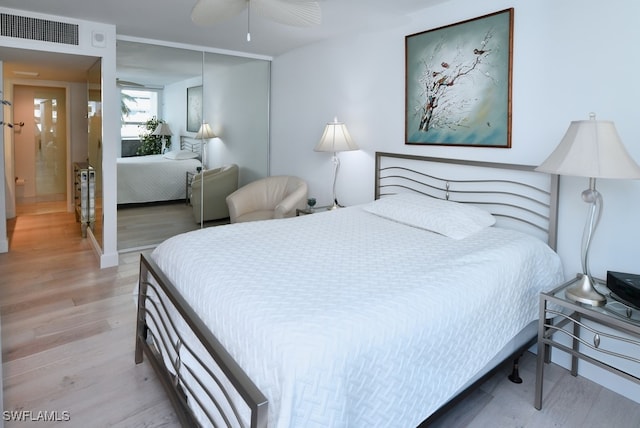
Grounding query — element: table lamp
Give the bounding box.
[536,113,640,306]
[196,122,216,168]
[195,122,216,228]
[152,122,173,154]
[314,117,358,210]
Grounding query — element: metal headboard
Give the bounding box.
[180,136,203,159]
[374,152,559,250]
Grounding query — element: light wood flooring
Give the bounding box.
[1,203,639,427]
[1,206,179,427]
[117,201,227,252]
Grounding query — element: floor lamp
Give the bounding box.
[314,117,358,210]
[195,122,216,228]
[536,113,640,306]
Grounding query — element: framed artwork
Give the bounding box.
[405,8,513,147]
[186,85,203,133]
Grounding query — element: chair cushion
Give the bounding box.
[234,210,275,223]
[226,175,308,223]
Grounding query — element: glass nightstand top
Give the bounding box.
[550,278,640,326]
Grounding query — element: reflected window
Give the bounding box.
[120,89,159,139]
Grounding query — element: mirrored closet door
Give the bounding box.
[116,41,270,252]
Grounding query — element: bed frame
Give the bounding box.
[135,152,559,427]
[179,135,204,158]
[375,152,559,249]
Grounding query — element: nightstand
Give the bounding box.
[534,276,640,410]
[185,171,197,205]
[296,205,333,216]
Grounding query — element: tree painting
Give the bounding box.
[405,9,513,147]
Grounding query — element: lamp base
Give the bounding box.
[565,274,607,306]
[327,199,342,210]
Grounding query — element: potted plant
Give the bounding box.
[135,116,171,156]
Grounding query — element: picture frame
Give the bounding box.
[405,8,513,148]
[186,85,203,133]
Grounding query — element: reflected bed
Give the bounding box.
[117,137,201,205]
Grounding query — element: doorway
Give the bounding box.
[13,85,68,215]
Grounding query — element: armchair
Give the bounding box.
[226,175,308,223]
[191,164,239,223]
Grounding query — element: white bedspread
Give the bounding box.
[117,155,201,204]
[149,205,564,427]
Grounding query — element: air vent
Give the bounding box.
[0,13,79,45]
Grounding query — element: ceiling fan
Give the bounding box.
[116,78,144,88]
[117,79,164,90]
[191,0,321,41]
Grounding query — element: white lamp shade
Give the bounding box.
[196,122,216,139]
[314,118,358,153]
[536,115,640,179]
[152,122,173,136]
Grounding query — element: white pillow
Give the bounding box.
[163,150,199,160]
[362,193,495,239]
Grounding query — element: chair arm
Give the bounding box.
[274,182,308,218]
[193,166,236,189]
[226,181,265,222]
[191,165,239,222]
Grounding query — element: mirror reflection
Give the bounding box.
[87,58,102,247]
[116,41,270,252]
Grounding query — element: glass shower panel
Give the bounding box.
[35,89,66,200]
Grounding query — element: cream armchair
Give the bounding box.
[226,176,308,223]
[192,164,239,223]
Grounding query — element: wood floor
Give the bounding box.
[1,207,179,427]
[117,201,227,252]
[1,203,639,427]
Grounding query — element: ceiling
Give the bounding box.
[0,0,448,85]
[0,0,449,57]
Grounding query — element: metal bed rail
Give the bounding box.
[135,254,268,428]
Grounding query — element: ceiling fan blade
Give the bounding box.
[117,78,164,90]
[117,78,144,88]
[191,0,247,26]
[253,0,321,27]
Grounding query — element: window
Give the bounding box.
[120,89,159,139]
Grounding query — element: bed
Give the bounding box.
[135,152,564,427]
[118,136,202,205]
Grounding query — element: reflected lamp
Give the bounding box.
[195,122,217,228]
[152,122,173,153]
[196,122,216,169]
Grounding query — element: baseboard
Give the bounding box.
[86,228,118,268]
[100,251,119,268]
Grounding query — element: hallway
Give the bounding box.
[0,202,180,426]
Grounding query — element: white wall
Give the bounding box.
[271,0,640,401]
[163,75,202,147]
[163,57,270,186]
[205,59,270,185]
